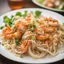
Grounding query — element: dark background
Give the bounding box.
[0,0,64,64]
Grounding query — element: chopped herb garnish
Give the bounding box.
[11,15,14,19]
[15,39,19,45]
[22,10,28,17]
[2,43,4,46]
[16,12,22,16]
[3,15,14,27]
[0,26,4,29]
[33,24,36,28]
[30,27,35,31]
[35,10,41,16]
[3,16,10,23]
[29,20,36,31]
[29,24,33,28]
[20,55,23,58]
[15,11,28,17]
[31,35,35,39]
[29,24,36,31]
[36,20,41,24]
[20,54,24,58]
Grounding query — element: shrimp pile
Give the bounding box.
[38,0,64,10]
[0,11,64,58]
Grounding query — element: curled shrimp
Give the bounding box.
[47,17,59,27]
[15,19,28,32]
[41,26,54,33]
[13,30,22,39]
[36,34,50,40]
[20,40,31,53]
[2,26,22,39]
[34,27,44,35]
[48,18,59,27]
[42,17,59,27]
[48,21,59,27]
[2,26,13,39]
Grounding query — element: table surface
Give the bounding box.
[0,0,64,64]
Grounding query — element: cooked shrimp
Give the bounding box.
[48,21,59,27]
[36,34,50,40]
[41,26,54,33]
[2,26,13,39]
[2,25,22,39]
[20,40,31,53]
[15,19,28,32]
[34,27,44,35]
[48,18,59,27]
[25,16,31,21]
[46,2,54,8]
[46,17,59,27]
[44,17,58,22]
[13,30,22,39]
[44,0,54,8]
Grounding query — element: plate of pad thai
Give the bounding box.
[32,0,64,12]
[0,8,64,63]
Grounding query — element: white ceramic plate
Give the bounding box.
[32,0,64,12]
[0,8,64,63]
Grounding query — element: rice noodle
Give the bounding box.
[36,46,57,56]
[28,46,47,58]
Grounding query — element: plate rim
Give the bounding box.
[32,0,64,12]
[0,8,64,63]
